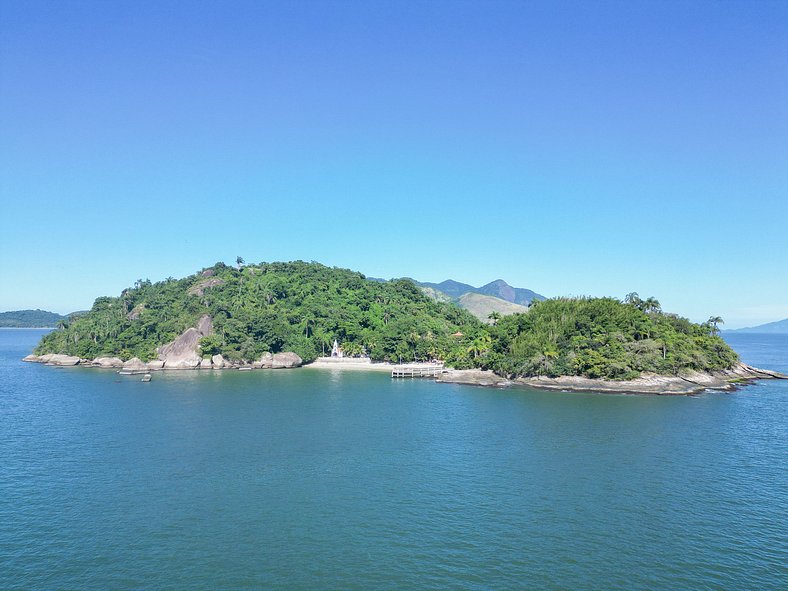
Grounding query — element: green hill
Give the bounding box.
[485,297,738,379]
[34,261,483,365]
[0,309,66,328]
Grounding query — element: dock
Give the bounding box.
[391,364,444,378]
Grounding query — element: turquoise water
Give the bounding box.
[1,330,786,590]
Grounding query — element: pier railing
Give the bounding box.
[391,363,444,378]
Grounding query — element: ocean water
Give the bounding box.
[1,329,786,590]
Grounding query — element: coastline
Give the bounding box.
[21,353,785,395]
[438,362,786,395]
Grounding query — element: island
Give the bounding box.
[24,260,784,394]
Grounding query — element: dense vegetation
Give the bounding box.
[481,295,737,380]
[35,262,738,379]
[35,261,483,365]
[0,309,67,328]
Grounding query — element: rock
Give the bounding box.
[158,315,213,369]
[93,357,124,368]
[201,269,215,277]
[272,352,302,369]
[196,314,213,335]
[253,352,274,369]
[211,354,227,368]
[127,304,145,321]
[39,354,56,363]
[199,358,212,369]
[122,357,147,371]
[22,354,41,362]
[47,354,81,366]
[146,360,164,369]
[187,278,225,297]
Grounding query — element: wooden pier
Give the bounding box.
[391,364,444,378]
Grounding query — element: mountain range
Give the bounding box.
[403,278,546,322]
[415,279,545,306]
[725,318,788,334]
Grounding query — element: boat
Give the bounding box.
[140,374,152,382]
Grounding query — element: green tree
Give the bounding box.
[707,316,724,335]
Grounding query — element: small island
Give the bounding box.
[24,260,784,394]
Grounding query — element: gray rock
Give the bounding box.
[272,352,303,369]
[199,358,212,369]
[211,354,227,368]
[127,304,145,321]
[255,352,274,369]
[93,357,124,368]
[188,279,225,297]
[122,357,147,371]
[22,354,41,362]
[47,354,81,366]
[158,315,213,369]
[146,360,164,369]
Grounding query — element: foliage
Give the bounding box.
[35,261,483,363]
[486,297,738,379]
[33,263,738,379]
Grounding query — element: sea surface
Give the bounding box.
[1,330,786,590]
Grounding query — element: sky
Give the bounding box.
[1,0,786,328]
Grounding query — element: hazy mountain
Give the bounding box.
[476,279,544,306]
[367,276,544,320]
[416,278,545,305]
[0,309,66,328]
[725,318,788,334]
[416,280,477,299]
[457,293,530,322]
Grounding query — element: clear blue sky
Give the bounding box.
[1,0,786,328]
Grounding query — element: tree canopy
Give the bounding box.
[35,261,483,365]
[481,297,737,379]
[34,261,738,380]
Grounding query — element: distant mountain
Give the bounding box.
[0,309,66,328]
[476,279,544,306]
[725,318,788,334]
[457,293,530,322]
[417,280,478,300]
[366,276,544,321]
[415,278,545,306]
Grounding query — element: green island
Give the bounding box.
[0,309,69,328]
[28,260,771,393]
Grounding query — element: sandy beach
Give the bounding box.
[303,358,396,372]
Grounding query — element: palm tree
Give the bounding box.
[644,297,661,314]
[236,256,245,269]
[488,311,502,326]
[542,347,559,374]
[624,292,642,307]
[708,316,724,335]
[467,333,492,359]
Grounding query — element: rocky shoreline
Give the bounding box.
[22,314,304,371]
[22,351,303,371]
[21,354,785,394]
[438,362,786,395]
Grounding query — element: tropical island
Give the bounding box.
[0,309,70,328]
[24,260,783,393]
